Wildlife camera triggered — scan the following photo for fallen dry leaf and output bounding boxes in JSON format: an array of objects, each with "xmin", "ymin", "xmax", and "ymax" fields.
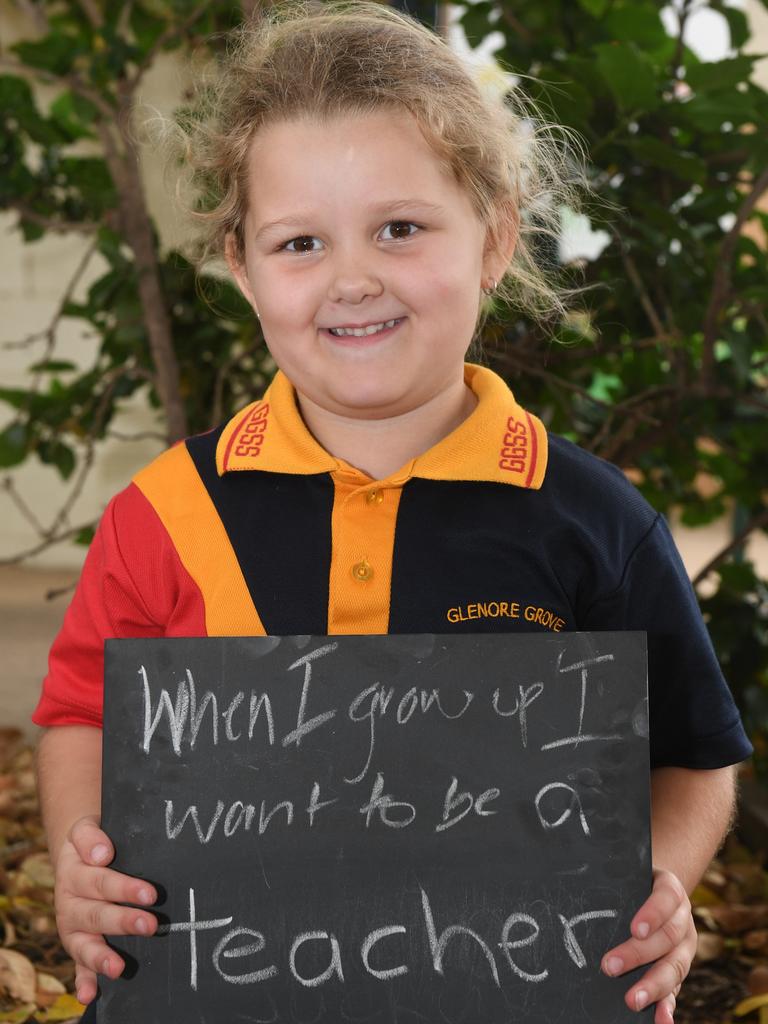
[
  {"xmin": 694, "ymin": 930, "xmax": 725, "ymax": 963},
  {"xmin": 35, "ymin": 992, "xmax": 85, "ymax": 1022},
  {"xmin": 709, "ymin": 903, "xmax": 768, "ymax": 935},
  {"xmin": 0, "ymin": 1001, "xmax": 37, "ymax": 1023},
  {"xmin": 19, "ymin": 855, "xmax": 54, "ymax": 892},
  {"xmin": 744, "ymin": 929, "xmax": 768, "ymax": 953},
  {"xmin": 750, "ymin": 964, "xmax": 768, "ymax": 996},
  {"xmin": 0, "ymin": 947, "xmax": 36, "ymax": 1003}
]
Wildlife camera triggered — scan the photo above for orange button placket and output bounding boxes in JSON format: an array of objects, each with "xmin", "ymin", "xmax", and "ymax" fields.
[{"xmin": 327, "ymin": 468, "xmax": 405, "ymax": 635}]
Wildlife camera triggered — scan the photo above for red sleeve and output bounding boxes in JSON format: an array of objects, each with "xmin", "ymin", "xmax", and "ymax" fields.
[{"xmin": 32, "ymin": 482, "xmax": 207, "ymax": 728}]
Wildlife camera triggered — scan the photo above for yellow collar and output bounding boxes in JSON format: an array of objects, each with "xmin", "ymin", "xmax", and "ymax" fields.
[{"xmin": 216, "ymin": 363, "xmax": 547, "ymax": 489}]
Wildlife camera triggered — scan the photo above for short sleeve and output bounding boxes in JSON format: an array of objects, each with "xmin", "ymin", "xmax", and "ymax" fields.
[
  {"xmin": 32, "ymin": 483, "xmax": 206, "ymax": 729},
  {"xmin": 581, "ymin": 515, "xmax": 752, "ymax": 770}
]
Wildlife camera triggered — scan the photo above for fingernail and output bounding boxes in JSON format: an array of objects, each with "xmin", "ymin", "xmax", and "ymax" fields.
[
  {"xmin": 91, "ymin": 843, "xmax": 109, "ymax": 863},
  {"xmin": 604, "ymin": 956, "xmax": 624, "ymax": 976},
  {"xmin": 135, "ymin": 916, "xmax": 148, "ymax": 934},
  {"xmin": 636, "ymin": 990, "xmax": 648, "ymax": 1011},
  {"xmin": 102, "ymin": 958, "xmax": 111, "ymax": 975},
  {"xmin": 636, "ymin": 922, "xmax": 650, "ymax": 939},
  {"xmin": 138, "ymin": 887, "xmax": 154, "ymax": 906}
]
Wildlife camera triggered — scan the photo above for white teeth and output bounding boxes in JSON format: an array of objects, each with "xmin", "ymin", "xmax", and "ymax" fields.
[{"xmin": 329, "ymin": 318, "xmax": 399, "ymax": 337}]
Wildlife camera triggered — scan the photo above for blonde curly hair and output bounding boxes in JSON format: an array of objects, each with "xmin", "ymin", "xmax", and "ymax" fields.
[{"xmin": 173, "ymin": 0, "xmax": 586, "ymax": 329}]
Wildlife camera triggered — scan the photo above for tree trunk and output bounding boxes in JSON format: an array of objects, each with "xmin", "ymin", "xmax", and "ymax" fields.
[{"xmin": 98, "ymin": 119, "xmax": 188, "ymax": 444}]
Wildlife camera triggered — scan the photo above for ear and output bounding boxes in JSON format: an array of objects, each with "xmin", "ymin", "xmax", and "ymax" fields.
[
  {"xmin": 483, "ymin": 202, "xmax": 519, "ymax": 285},
  {"xmin": 225, "ymin": 231, "xmax": 260, "ymax": 316}
]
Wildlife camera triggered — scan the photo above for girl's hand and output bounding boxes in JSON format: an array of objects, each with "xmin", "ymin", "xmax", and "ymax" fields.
[
  {"xmin": 53, "ymin": 815, "xmax": 158, "ymax": 1005},
  {"xmin": 601, "ymin": 868, "xmax": 696, "ymax": 1023}
]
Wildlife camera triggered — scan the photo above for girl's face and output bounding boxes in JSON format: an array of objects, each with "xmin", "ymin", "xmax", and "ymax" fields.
[{"xmin": 228, "ymin": 109, "xmax": 509, "ymax": 423}]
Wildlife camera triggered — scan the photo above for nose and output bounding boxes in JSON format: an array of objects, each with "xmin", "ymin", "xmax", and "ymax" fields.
[{"xmin": 326, "ymin": 245, "xmax": 384, "ymax": 305}]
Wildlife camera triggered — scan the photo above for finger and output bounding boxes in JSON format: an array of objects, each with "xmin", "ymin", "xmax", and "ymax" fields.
[
  {"xmin": 74, "ymin": 963, "xmax": 98, "ymax": 1006},
  {"xmin": 624, "ymin": 950, "xmax": 688, "ymax": 1014},
  {"xmin": 69, "ymin": 816, "xmax": 115, "ymax": 867},
  {"xmin": 65, "ymin": 861, "xmax": 156, "ymax": 908},
  {"xmin": 630, "ymin": 870, "xmax": 688, "ymax": 941},
  {"xmin": 603, "ymin": 903, "xmax": 694, "ymax": 975},
  {"xmin": 654, "ymin": 993, "xmax": 676, "ymax": 1024},
  {"xmin": 68, "ymin": 931, "xmax": 126, "ymax": 981},
  {"xmin": 62, "ymin": 896, "xmax": 158, "ymax": 940}
]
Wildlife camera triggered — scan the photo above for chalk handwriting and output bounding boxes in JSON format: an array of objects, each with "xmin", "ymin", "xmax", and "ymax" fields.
[
  {"xmin": 435, "ymin": 776, "xmax": 500, "ymax": 832},
  {"xmin": 491, "ymin": 683, "xmax": 543, "ymax": 748},
  {"xmin": 156, "ymin": 887, "xmax": 233, "ymax": 991},
  {"xmin": 498, "ymin": 914, "xmax": 548, "ymax": 983},
  {"xmin": 535, "ymin": 783, "xmax": 591, "ymax": 836},
  {"xmin": 360, "ymin": 927, "xmax": 408, "ymax": 981},
  {"xmin": 345, "ymin": 684, "xmax": 475, "ymax": 784},
  {"xmin": 558, "ymin": 911, "xmax": 619, "ymax": 969},
  {"xmin": 541, "ymin": 654, "xmax": 621, "ymax": 751},
  {"xmin": 158, "ymin": 887, "xmax": 619, "ymax": 992},
  {"xmin": 359, "ymin": 772, "xmax": 417, "ymax": 829},
  {"xmin": 282, "ymin": 644, "xmax": 338, "ymax": 749}
]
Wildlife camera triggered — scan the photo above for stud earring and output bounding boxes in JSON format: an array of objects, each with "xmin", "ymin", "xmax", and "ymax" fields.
[{"xmin": 482, "ymin": 278, "xmax": 497, "ymax": 296}]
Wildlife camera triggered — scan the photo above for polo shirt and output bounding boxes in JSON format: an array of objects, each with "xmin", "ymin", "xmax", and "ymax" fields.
[{"xmin": 33, "ymin": 364, "xmax": 752, "ymax": 770}]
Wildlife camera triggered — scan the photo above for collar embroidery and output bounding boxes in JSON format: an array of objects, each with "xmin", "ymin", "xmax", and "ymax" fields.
[{"xmin": 216, "ymin": 364, "xmax": 548, "ymax": 489}]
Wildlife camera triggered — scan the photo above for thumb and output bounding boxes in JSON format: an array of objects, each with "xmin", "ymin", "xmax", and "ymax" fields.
[{"xmin": 68, "ymin": 815, "xmax": 114, "ymax": 866}]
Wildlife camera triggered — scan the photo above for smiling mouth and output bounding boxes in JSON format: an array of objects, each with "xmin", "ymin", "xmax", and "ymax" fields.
[{"xmin": 326, "ymin": 317, "xmax": 405, "ymax": 338}]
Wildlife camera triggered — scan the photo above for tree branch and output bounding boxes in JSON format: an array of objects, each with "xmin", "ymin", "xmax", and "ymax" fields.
[
  {"xmin": 7, "ymin": 199, "xmax": 102, "ymax": 235},
  {"xmin": 13, "ymin": 0, "xmax": 49, "ymax": 34},
  {"xmin": 2, "ymin": 476, "xmax": 46, "ymax": 535},
  {"xmin": 126, "ymin": 1, "xmax": 212, "ymax": 89},
  {"xmin": 671, "ymin": 0, "xmax": 695, "ymax": 79},
  {"xmin": 692, "ymin": 507, "xmax": 768, "ymax": 588},
  {"xmin": 613, "ymin": 231, "xmax": 668, "ymax": 338},
  {"xmin": 210, "ymin": 340, "xmax": 264, "ymax": 427},
  {"xmin": 701, "ymin": 165, "xmax": 768, "ymax": 386},
  {"xmin": 497, "ymin": 8, "xmax": 533, "ymax": 44},
  {"xmin": 491, "ymin": 347, "xmax": 664, "ymax": 428},
  {"xmin": 75, "ymin": 0, "xmax": 104, "ymax": 29},
  {"xmin": 0, "ymin": 521, "xmax": 97, "ymax": 566}
]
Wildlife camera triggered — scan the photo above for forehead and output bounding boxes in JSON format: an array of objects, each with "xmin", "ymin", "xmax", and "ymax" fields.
[{"xmin": 244, "ymin": 109, "xmax": 474, "ymax": 220}]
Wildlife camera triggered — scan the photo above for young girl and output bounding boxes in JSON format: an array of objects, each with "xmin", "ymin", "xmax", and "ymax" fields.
[{"xmin": 33, "ymin": 3, "xmax": 751, "ymax": 1022}]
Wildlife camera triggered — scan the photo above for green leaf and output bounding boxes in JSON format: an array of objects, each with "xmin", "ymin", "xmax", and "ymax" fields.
[
  {"xmin": 720, "ymin": 6, "xmax": 750, "ymax": 49},
  {"xmin": 49, "ymin": 91, "xmax": 99, "ymax": 141},
  {"xmin": 577, "ymin": 0, "xmax": 609, "ymax": 15},
  {"xmin": 603, "ymin": 5, "xmax": 669, "ymax": 52},
  {"xmin": 0, "ymin": 387, "xmax": 32, "ymax": 411},
  {"xmin": 686, "ymin": 56, "xmax": 760, "ymax": 94},
  {"xmin": 28, "ymin": 360, "xmax": 78, "ymax": 373},
  {"xmin": 458, "ymin": 1, "xmax": 494, "ymax": 48},
  {"xmin": 681, "ymin": 91, "xmax": 757, "ymax": 131},
  {"xmin": 594, "ymin": 42, "xmax": 659, "ymax": 111},
  {"xmin": 628, "ymin": 137, "xmax": 706, "ymax": 184},
  {"xmin": 37, "ymin": 439, "xmax": 76, "ymax": 479},
  {"xmin": 11, "ymin": 34, "xmax": 80, "ymax": 76},
  {"xmin": 75, "ymin": 525, "xmax": 96, "ymax": 546},
  {"xmin": 129, "ymin": 5, "xmax": 168, "ymax": 50},
  {"xmin": 0, "ymin": 423, "xmax": 28, "ymax": 467},
  {"xmin": 588, "ymin": 371, "xmax": 622, "ymax": 402}
]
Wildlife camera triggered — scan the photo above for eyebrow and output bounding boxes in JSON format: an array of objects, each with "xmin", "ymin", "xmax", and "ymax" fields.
[{"xmin": 252, "ymin": 199, "xmax": 446, "ymax": 242}]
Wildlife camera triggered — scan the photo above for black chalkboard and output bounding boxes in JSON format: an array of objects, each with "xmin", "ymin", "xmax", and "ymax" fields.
[{"xmin": 99, "ymin": 633, "xmax": 652, "ymax": 1024}]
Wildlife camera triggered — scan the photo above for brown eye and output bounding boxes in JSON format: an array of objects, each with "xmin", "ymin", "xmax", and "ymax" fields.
[
  {"xmin": 282, "ymin": 235, "xmax": 321, "ymax": 253},
  {"xmin": 381, "ymin": 221, "xmax": 419, "ymax": 241}
]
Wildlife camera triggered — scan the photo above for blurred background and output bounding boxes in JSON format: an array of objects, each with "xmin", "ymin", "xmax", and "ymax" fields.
[{"xmin": 0, "ymin": 1, "xmax": 767, "ymax": 1020}]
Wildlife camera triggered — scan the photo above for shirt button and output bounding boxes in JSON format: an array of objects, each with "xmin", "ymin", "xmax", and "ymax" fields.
[
  {"xmin": 352, "ymin": 560, "xmax": 374, "ymax": 582},
  {"xmin": 366, "ymin": 489, "xmax": 384, "ymax": 505}
]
